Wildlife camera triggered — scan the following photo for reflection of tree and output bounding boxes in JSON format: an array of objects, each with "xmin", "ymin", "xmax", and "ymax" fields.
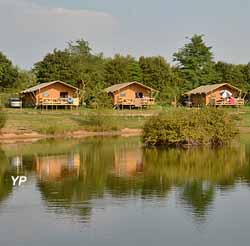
[
  {"xmin": 180, "ymin": 181, "xmax": 215, "ymax": 221},
  {"xmin": 0, "ymin": 149, "xmax": 12, "ymax": 203},
  {"xmin": 142, "ymin": 145, "xmax": 249, "ymax": 221},
  {"xmin": 143, "ymin": 146, "xmax": 248, "ymax": 185},
  {"xmin": 2, "ymin": 137, "xmax": 250, "ymax": 224},
  {"xmin": 107, "ymin": 175, "xmax": 171, "ymax": 199},
  {"xmin": 36, "ymin": 138, "xmax": 117, "ymax": 221}
]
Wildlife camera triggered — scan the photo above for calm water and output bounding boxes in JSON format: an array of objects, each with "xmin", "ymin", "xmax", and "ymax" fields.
[{"xmin": 1, "ymin": 136, "xmax": 250, "ymax": 245}]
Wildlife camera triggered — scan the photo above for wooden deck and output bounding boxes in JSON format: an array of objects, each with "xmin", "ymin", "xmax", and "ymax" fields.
[
  {"xmin": 37, "ymin": 98, "xmax": 79, "ymax": 108},
  {"xmin": 209, "ymin": 98, "xmax": 244, "ymax": 106},
  {"xmin": 116, "ymin": 97, "xmax": 155, "ymax": 108}
]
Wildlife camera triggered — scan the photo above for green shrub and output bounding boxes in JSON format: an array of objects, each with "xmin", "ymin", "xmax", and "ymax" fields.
[
  {"xmin": 0, "ymin": 109, "xmax": 6, "ymax": 130},
  {"xmin": 143, "ymin": 108, "xmax": 238, "ymax": 147}
]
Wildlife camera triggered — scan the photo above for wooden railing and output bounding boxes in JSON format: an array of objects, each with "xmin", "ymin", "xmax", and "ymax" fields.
[
  {"xmin": 38, "ymin": 98, "xmax": 79, "ymax": 106},
  {"xmin": 209, "ymin": 98, "xmax": 244, "ymax": 106},
  {"xmin": 117, "ymin": 97, "xmax": 155, "ymax": 107}
]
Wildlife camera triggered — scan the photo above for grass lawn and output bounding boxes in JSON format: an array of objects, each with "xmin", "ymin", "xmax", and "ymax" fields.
[
  {"xmin": 1, "ymin": 105, "xmax": 250, "ymax": 135},
  {"xmin": 2, "ymin": 107, "xmax": 161, "ymax": 134}
]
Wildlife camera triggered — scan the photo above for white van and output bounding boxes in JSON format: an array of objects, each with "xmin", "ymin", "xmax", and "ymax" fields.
[{"xmin": 9, "ymin": 98, "xmax": 22, "ymax": 108}]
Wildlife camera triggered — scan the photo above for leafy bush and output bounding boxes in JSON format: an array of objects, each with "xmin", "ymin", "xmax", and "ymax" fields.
[
  {"xmin": 0, "ymin": 108, "xmax": 6, "ymax": 130},
  {"xmin": 143, "ymin": 108, "xmax": 238, "ymax": 147}
]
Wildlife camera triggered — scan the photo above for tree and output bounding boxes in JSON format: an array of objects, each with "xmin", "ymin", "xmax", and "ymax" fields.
[
  {"xmin": 33, "ymin": 40, "xmax": 106, "ymax": 105},
  {"xmin": 66, "ymin": 39, "xmax": 92, "ymax": 57},
  {"xmin": 0, "ymin": 52, "xmax": 18, "ymax": 88},
  {"xmin": 33, "ymin": 49, "xmax": 77, "ymax": 85},
  {"xmin": 15, "ymin": 69, "xmax": 37, "ymax": 90},
  {"xmin": 139, "ymin": 56, "xmax": 174, "ymax": 103},
  {"xmin": 173, "ymin": 34, "xmax": 216, "ymax": 90},
  {"xmin": 214, "ymin": 61, "xmax": 250, "ymax": 90},
  {"xmin": 104, "ymin": 54, "xmax": 142, "ymax": 86}
]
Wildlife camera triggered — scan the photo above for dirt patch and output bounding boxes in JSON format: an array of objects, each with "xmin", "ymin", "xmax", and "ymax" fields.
[
  {"xmin": 238, "ymin": 127, "xmax": 250, "ymax": 134},
  {"xmin": 0, "ymin": 128, "xmax": 142, "ymax": 144}
]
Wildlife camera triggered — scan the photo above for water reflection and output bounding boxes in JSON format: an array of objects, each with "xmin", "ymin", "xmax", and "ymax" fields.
[
  {"xmin": 0, "ymin": 150, "xmax": 13, "ymax": 203},
  {"xmin": 36, "ymin": 153, "xmax": 80, "ymax": 181},
  {"xmin": 0, "ymin": 137, "xmax": 250, "ymax": 223}
]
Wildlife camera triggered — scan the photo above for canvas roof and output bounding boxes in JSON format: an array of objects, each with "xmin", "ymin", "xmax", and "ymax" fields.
[
  {"xmin": 184, "ymin": 83, "xmax": 241, "ymax": 95},
  {"xmin": 21, "ymin": 80, "xmax": 79, "ymax": 93},
  {"xmin": 104, "ymin": 81, "xmax": 156, "ymax": 93}
]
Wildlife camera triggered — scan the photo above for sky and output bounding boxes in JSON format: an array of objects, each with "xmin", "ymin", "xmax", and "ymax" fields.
[{"xmin": 0, "ymin": 0, "xmax": 250, "ymax": 69}]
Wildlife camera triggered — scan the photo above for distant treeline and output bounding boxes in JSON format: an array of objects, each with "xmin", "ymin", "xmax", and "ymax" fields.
[{"xmin": 1, "ymin": 34, "xmax": 250, "ymax": 106}]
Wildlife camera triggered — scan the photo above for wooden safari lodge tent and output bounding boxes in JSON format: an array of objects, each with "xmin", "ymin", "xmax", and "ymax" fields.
[
  {"xmin": 20, "ymin": 80, "xmax": 80, "ymax": 109},
  {"xmin": 104, "ymin": 81, "xmax": 156, "ymax": 108},
  {"xmin": 184, "ymin": 83, "xmax": 244, "ymax": 107}
]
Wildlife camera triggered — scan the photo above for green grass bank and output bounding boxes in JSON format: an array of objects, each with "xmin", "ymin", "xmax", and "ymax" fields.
[{"xmin": 0, "ymin": 106, "xmax": 249, "ymax": 139}]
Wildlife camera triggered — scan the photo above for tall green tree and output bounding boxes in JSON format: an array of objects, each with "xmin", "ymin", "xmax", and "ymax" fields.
[
  {"xmin": 139, "ymin": 56, "xmax": 174, "ymax": 102},
  {"xmin": 33, "ymin": 39, "xmax": 106, "ymax": 105},
  {"xmin": 104, "ymin": 54, "xmax": 142, "ymax": 86},
  {"xmin": 33, "ymin": 49, "xmax": 78, "ymax": 85},
  {"xmin": 15, "ymin": 69, "xmax": 37, "ymax": 90},
  {"xmin": 66, "ymin": 39, "xmax": 92, "ymax": 57},
  {"xmin": 173, "ymin": 34, "xmax": 216, "ymax": 90},
  {"xmin": 0, "ymin": 52, "xmax": 18, "ymax": 88},
  {"xmin": 214, "ymin": 61, "xmax": 249, "ymax": 90}
]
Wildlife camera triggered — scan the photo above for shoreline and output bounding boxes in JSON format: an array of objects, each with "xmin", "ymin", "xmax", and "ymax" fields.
[
  {"xmin": 1, "ymin": 127, "xmax": 249, "ymax": 144},
  {"xmin": 0, "ymin": 128, "xmax": 142, "ymax": 144}
]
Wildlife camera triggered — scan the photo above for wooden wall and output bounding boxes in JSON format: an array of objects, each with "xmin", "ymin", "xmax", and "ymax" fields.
[
  {"xmin": 112, "ymin": 84, "xmax": 152, "ymax": 105},
  {"xmin": 205, "ymin": 85, "xmax": 240, "ymax": 105},
  {"xmin": 36, "ymin": 83, "xmax": 78, "ymax": 102},
  {"xmin": 190, "ymin": 85, "xmax": 241, "ymax": 106},
  {"xmin": 22, "ymin": 82, "xmax": 78, "ymax": 107}
]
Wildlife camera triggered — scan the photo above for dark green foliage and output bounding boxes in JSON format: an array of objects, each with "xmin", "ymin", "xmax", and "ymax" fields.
[
  {"xmin": 173, "ymin": 34, "xmax": 216, "ymax": 90},
  {"xmin": 3, "ymin": 35, "xmax": 250, "ymax": 107},
  {"xmin": 139, "ymin": 56, "xmax": 172, "ymax": 89},
  {"xmin": 143, "ymin": 108, "xmax": 238, "ymax": 146},
  {"xmin": 33, "ymin": 40, "xmax": 106, "ymax": 105},
  {"xmin": 0, "ymin": 109, "xmax": 6, "ymax": 130},
  {"xmin": 0, "ymin": 52, "xmax": 18, "ymax": 88},
  {"xmin": 66, "ymin": 39, "xmax": 92, "ymax": 56},
  {"xmin": 214, "ymin": 61, "xmax": 250, "ymax": 90},
  {"xmin": 33, "ymin": 49, "xmax": 79, "ymax": 85},
  {"xmin": 15, "ymin": 69, "xmax": 37, "ymax": 89},
  {"xmin": 139, "ymin": 56, "xmax": 178, "ymax": 103},
  {"xmin": 104, "ymin": 54, "xmax": 142, "ymax": 86}
]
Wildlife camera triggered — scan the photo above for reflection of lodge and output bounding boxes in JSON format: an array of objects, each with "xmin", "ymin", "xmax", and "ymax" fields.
[
  {"xmin": 114, "ymin": 149, "xmax": 143, "ymax": 177},
  {"xmin": 10, "ymin": 156, "xmax": 23, "ymax": 173},
  {"xmin": 2, "ymin": 138, "xmax": 250, "ymax": 225},
  {"xmin": 36, "ymin": 153, "xmax": 80, "ymax": 181}
]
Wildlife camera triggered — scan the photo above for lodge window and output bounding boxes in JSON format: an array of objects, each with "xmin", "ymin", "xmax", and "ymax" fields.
[
  {"xmin": 43, "ymin": 91, "xmax": 49, "ymax": 97},
  {"xmin": 120, "ymin": 92, "xmax": 126, "ymax": 97},
  {"xmin": 60, "ymin": 92, "xmax": 69, "ymax": 98},
  {"xmin": 135, "ymin": 92, "xmax": 143, "ymax": 98}
]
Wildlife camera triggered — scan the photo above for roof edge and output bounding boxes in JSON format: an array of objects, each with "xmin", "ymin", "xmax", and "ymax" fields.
[
  {"xmin": 184, "ymin": 83, "xmax": 241, "ymax": 95},
  {"xmin": 21, "ymin": 80, "xmax": 79, "ymax": 93},
  {"xmin": 105, "ymin": 81, "xmax": 157, "ymax": 93}
]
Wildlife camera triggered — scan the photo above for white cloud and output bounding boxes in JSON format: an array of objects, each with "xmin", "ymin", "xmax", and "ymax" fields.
[{"xmin": 0, "ymin": 0, "xmax": 118, "ymax": 68}]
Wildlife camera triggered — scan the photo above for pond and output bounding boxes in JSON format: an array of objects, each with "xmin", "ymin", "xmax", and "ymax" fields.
[{"xmin": 0, "ymin": 136, "xmax": 250, "ymax": 245}]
